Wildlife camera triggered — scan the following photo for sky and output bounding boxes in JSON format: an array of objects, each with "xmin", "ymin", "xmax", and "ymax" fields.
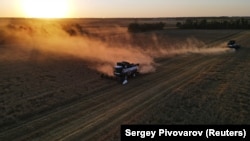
[{"xmin": 0, "ymin": 0, "xmax": 249, "ymax": 18}]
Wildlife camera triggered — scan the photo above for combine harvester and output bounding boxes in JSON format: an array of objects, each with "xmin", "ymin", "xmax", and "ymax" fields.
[
  {"xmin": 113, "ymin": 61, "xmax": 139, "ymax": 85},
  {"xmin": 227, "ymin": 40, "xmax": 241, "ymax": 50}
]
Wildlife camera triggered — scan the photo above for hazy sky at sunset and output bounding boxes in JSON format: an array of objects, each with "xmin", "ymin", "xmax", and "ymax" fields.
[{"xmin": 0, "ymin": 0, "xmax": 249, "ymax": 18}]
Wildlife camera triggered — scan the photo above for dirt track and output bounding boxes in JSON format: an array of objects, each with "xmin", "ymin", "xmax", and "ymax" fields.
[{"xmin": 0, "ymin": 30, "xmax": 250, "ymax": 141}]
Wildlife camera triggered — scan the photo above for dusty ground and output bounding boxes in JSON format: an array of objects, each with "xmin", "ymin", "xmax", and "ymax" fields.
[{"xmin": 0, "ymin": 19, "xmax": 249, "ymax": 141}]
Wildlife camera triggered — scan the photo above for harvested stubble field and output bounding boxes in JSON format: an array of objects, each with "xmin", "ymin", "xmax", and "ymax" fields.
[{"xmin": 0, "ymin": 18, "xmax": 249, "ymax": 141}]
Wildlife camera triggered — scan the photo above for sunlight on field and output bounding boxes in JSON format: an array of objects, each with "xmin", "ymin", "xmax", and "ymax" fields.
[{"xmin": 1, "ymin": 18, "xmax": 250, "ymax": 141}]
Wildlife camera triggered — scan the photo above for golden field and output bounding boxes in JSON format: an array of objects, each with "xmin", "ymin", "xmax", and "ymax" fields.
[{"xmin": 0, "ymin": 18, "xmax": 249, "ymax": 141}]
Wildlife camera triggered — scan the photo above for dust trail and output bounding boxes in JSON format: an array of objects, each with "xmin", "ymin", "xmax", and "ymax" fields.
[
  {"xmin": 0, "ymin": 19, "xmax": 232, "ymax": 76},
  {"xmin": 143, "ymin": 37, "xmax": 232, "ymax": 58},
  {"xmin": 0, "ymin": 20, "xmax": 155, "ymax": 75}
]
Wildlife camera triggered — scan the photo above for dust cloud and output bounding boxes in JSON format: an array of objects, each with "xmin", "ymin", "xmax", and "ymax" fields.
[{"xmin": 0, "ymin": 19, "xmax": 232, "ymax": 76}]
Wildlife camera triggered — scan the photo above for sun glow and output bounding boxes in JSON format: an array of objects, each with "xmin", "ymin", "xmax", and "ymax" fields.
[{"xmin": 22, "ymin": 0, "xmax": 69, "ymax": 18}]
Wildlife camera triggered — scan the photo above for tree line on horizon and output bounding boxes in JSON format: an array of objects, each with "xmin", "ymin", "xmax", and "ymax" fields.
[
  {"xmin": 176, "ymin": 18, "xmax": 250, "ymax": 29},
  {"xmin": 128, "ymin": 22, "xmax": 165, "ymax": 33}
]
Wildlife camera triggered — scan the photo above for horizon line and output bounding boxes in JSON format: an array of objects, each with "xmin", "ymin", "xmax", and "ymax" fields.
[{"xmin": 0, "ymin": 16, "xmax": 250, "ymax": 19}]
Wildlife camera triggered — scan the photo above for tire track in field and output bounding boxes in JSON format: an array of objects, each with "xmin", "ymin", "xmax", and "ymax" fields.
[
  {"xmin": 58, "ymin": 55, "xmax": 224, "ymax": 141},
  {"xmin": 47, "ymin": 57, "xmax": 219, "ymax": 141},
  {"xmin": 0, "ymin": 53, "xmax": 211, "ymax": 141},
  {"xmin": 56, "ymin": 32, "xmax": 250, "ymax": 141},
  {"xmin": 208, "ymin": 34, "xmax": 250, "ymax": 123}
]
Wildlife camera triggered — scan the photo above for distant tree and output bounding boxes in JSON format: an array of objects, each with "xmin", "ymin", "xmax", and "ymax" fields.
[
  {"xmin": 199, "ymin": 19, "xmax": 207, "ymax": 29},
  {"xmin": 128, "ymin": 23, "xmax": 140, "ymax": 32},
  {"xmin": 128, "ymin": 22, "xmax": 165, "ymax": 33},
  {"xmin": 176, "ymin": 22, "xmax": 182, "ymax": 28},
  {"xmin": 177, "ymin": 17, "xmax": 250, "ymax": 29}
]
